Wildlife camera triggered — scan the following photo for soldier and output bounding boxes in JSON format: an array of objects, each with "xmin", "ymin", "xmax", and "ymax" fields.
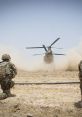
[
  {"xmin": 0, "ymin": 54, "xmax": 17, "ymax": 99},
  {"xmin": 78, "ymin": 60, "xmax": 82, "ymax": 102}
]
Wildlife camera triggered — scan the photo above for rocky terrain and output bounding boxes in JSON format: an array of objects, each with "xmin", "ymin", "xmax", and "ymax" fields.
[{"xmin": 0, "ymin": 70, "xmax": 82, "ymax": 117}]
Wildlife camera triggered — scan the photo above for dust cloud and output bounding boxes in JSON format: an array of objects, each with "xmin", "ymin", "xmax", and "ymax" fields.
[{"xmin": 0, "ymin": 42, "xmax": 82, "ymax": 71}]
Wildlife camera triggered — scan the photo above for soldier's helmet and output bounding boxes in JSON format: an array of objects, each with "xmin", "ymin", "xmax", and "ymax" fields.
[{"xmin": 2, "ymin": 54, "xmax": 11, "ymax": 61}]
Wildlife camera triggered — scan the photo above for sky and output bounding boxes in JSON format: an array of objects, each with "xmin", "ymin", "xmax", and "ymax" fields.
[{"xmin": 0, "ymin": 0, "xmax": 82, "ymax": 61}]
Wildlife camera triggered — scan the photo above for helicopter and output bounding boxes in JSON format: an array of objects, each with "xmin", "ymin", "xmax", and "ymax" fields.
[{"xmin": 26, "ymin": 38, "xmax": 65, "ymax": 64}]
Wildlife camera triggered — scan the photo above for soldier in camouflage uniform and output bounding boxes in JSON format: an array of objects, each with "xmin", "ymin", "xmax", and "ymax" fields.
[
  {"xmin": 0, "ymin": 54, "xmax": 17, "ymax": 99},
  {"xmin": 78, "ymin": 60, "xmax": 82, "ymax": 101}
]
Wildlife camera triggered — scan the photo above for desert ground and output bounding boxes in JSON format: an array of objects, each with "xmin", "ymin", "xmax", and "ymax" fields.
[{"xmin": 0, "ymin": 70, "xmax": 82, "ymax": 117}]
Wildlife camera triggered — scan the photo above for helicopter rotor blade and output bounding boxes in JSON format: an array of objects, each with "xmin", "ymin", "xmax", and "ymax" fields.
[
  {"xmin": 50, "ymin": 38, "xmax": 60, "ymax": 47},
  {"xmin": 51, "ymin": 47, "xmax": 63, "ymax": 49},
  {"xmin": 53, "ymin": 53, "xmax": 65, "ymax": 55},
  {"xmin": 26, "ymin": 47, "xmax": 43, "ymax": 49},
  {"xmin": 33, "ymin": 54, "xmax": 42, "ymax": 56},
  {"xmin": 42, "ymin": 45, "xmax": 48, "ymax": 52}
]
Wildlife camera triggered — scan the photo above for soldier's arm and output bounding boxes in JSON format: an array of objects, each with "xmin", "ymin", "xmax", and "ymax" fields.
[{"xmin": 10, "ymin": 63, "xmax": 17, "ymax": 75}]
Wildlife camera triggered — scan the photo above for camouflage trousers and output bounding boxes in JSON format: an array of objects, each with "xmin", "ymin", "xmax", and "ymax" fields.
[
  {"xmin": 1, "ymin": 77, "xmax": 14, "ymax": 91},
  {"xmin": 0, "ymin": 77, "xmax": 15, "ymax": 99}
]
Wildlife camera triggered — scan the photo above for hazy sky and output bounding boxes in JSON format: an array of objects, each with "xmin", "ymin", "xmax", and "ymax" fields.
[{"xmin": 0, "ymin": 0, "xmax": 82, "ymax": 57}]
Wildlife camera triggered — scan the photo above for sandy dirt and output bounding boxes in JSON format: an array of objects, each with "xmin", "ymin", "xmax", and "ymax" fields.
[{"xmin": 0, "ymin": 70, "xmax": 82, "ymax": 117}]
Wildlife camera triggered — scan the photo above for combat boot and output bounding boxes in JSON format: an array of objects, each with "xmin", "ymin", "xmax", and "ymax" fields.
[
  {"xmin": 3, "ymin": 90, "xmax": 16, "ymax": 97},
  {"xmin": 0, "ymin": 93, "xmax": 7, "ymax": 100}
]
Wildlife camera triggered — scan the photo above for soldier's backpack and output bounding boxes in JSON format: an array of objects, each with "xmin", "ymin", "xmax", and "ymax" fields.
[{"xmin": 0, "ymin": 62, "xmax": 11, "ymax": 81}]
